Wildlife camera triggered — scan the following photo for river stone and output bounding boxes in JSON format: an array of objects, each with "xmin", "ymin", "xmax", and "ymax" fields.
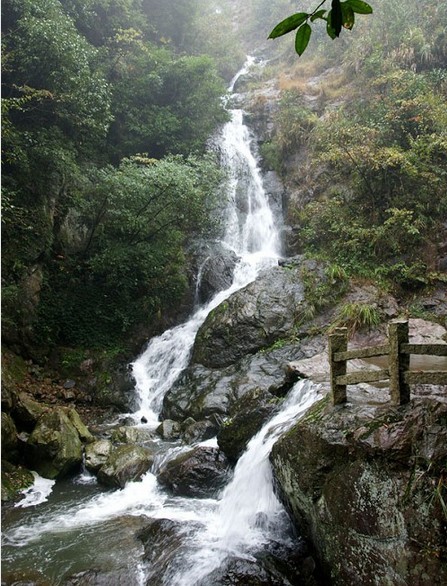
[
  {"xmin": 156, "ymin": 419, "xmax": 182, "ymax": 440},
  {"xmin": 157, "ymin": 446, "xmax": 230, "ymax": 498},
  {"xmin": 181, "ymin": 418, "xmax": 219, "ymax": 445},
  {"xmin": 196, "ymin": 556, "xmax": 294, "ymax": 586},
  {"xmin": 138, "ymin": 518, "xmax": 202, "ymax": 586},
  {"xmin": 26, "ymin": 407, "xmax": 83, "ymax": 479},
  {"xmin": 97, "ymin": 444, "xmax": 154, "ymax": 488},
  {"xmin": 110, "ymin": 425, "xmax": 156, "ymax": 445},
  {"xmin": 84, "ymin": 439, "xmax": 113, "ymax": 473},
  {"xmin": 270, "ymin": 396, "xmax": 447, "ymax": 585},
  {"xmin": 217, "ymin": 388, "xmax": 279, "ymax": 463}
]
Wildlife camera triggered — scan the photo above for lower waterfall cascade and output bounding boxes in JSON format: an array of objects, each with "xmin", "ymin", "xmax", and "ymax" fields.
[{"xmin": 2, "ymin": 58, "xmax": 321, "ymax": 586}]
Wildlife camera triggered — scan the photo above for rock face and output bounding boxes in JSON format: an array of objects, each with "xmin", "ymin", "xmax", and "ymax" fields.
[
  {"xmin": 192, "ymin": 265, "xmax": 306, "ymax": 368},
  {"xmin": 162, "ymin": 339, "xmax": 313, "ymax": 421},
  {"xmin": 270, "ymin": 396, "xmax": 447, "ymax": 586},
  {"xmin": 193, "ymin": 242, "xmax": 238, "ymax": 304},
  {"xmin": 217, "ymin": 388, "xmax": 279, "ymax": 463}
]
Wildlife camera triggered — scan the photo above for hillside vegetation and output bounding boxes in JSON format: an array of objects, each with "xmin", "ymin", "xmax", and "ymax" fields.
[
  {"xmin": 263, "ymin": 0, "xmax": 447, "ymax": 297},
  {"xmin": 2, "ymin": 0, "xmax": 246, "ymax": 357},
  {"xmin": 2, "ymin": 0, "xmax": 446, "ymax": 364}
]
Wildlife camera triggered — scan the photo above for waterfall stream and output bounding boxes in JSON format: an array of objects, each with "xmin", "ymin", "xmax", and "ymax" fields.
[{"xmin": 2, "ymin": 58, "xmax": 320, "ymax": 586}]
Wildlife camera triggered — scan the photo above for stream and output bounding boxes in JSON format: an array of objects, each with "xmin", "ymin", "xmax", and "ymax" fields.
[{"xmin": 2, "ymin": 58, "xmax": 321, "ymax": 586}]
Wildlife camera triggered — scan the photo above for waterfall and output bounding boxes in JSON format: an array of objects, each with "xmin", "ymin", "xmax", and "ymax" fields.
[
  {"xmin": 2, "ymin": 58, "xmax": 317, "ymax": 586},
  {"xmin": 131, "ymin": 56, "xmax": 280, "ymax": 424}
]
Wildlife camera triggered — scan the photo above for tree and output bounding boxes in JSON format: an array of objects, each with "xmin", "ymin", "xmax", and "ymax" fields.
[
  {"xmin": 34, "ymin": 155, "xmax": 224, "ymax": 347},
  {"xmin": 269, "ymin": 0, "xmax": 373, "ymax": 55}
]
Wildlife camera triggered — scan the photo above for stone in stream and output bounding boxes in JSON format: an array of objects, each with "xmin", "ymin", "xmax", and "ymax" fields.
[
  {"xmin": 25, "ymin": 407, "xmax": 84, "ymax": 479},
  {"xmin": 138, "ymin": 518, "xmax": 202, "ymax": 586},
  {"xmin": 84, "ymin": 439, "xmax": 113, "ymax": 473},
  {"xmin": 196, "ymin": 556, "xmax": 295, "ymax": 586},
  {"xmin": 97, "ymin": 443, "xmax": 154, "ymax": 488},
  {"xmin": 156, "ymin": 446, "xmax": 230, "ymax": 498},
  {"xmin": 181, "ymin": 417, "xmax": 220, "ymax": 445},
  {"xmin": 156, "ymin": 418, "xmax": 182, "ymax": 440}
]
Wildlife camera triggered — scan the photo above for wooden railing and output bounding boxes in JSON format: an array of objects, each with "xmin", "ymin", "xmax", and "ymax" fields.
[{"xmin": 329, "ymin": 320, "xmax": 447, "ymax": 406}]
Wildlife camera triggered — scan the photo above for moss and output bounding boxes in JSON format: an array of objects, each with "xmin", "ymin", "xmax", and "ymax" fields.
[{"xmin": 1, "ymin": 461, "xmax": 34, "ymax": 502}]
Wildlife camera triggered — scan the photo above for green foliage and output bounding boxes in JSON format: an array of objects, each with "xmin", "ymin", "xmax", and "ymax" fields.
[
  {"xmin": 332, "ymin": 302, "xmax": 382, "ymax": 334},
  {"xmin": 275, "ymin": 91, "xmax": 319, "ymax": 155},
  {"xmin": 293, "ymin": 44, "xmax": 447, "ymax": 290},
  {"xmin": 2, "ymin": 0, "xmax": 231, "ymax": 354},
  {"xmin": 33, "ymin": 155, "xmax": 223, "ymax": 348},
  {"xmin": 269, "ymin": 0, "xmax": 373, "ymax": 55}
]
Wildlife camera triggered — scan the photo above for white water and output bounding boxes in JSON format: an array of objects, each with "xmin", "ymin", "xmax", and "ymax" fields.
[
  {"xmin": 2, "ymin": 58, "xmax": 317, "ymax": 585},
  {"xmin": 131, "ymin": 56, "xmax": 280, "ymax": 425},
  {"xmin": 14, "ymin": 473, "xmax": 55, "ymax": 509}
]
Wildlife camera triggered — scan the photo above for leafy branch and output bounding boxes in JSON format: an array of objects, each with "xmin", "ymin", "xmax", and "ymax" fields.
[{"xmin": 268, "ymin": 0, "xmax": 373, "ymax": 56}]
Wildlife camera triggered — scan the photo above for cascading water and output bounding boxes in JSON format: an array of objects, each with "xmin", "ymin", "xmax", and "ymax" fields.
[
  {"xmin": 2, "ymin": 58, "xmax": 320, "ymax": 586},
  {"xmin": 131, "ymin": 57, "xmax": 280, "ymax": 425}
]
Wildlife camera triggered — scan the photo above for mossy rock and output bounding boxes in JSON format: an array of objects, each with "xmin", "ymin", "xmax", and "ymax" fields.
[
  {"xmin": 217, "ymin": 388, "xmax": 279, "ymax": 463},
  {"xmin": 97, "ymin": 444, "xmax": 154, "ymax": 488},
  {"xmin": 1, "ymin": 460, "xmax": 34, "ymax": 502},
  {"xmin": 26, "ymin": 407, "xmax": 83, "ymax": 479},
  {"xmin": 1, "ymin": 412, "xmax": 19, "ymax": 463}
]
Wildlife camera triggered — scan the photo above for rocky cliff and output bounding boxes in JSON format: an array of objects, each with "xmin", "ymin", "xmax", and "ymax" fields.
[{"xmin": 270, "ymin": 318, "xmax": 447, "ymax": 585}]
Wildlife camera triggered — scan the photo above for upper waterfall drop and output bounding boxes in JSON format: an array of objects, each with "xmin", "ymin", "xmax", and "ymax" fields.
[{"xmin": 131, "ymin": 56, "xmax": 282, "ymax": 423}]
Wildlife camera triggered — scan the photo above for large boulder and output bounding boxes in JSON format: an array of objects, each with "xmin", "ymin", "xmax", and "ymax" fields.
[
  {"xmin": 13, "ymin": 392, "xmax": 47, "ymax": 431},
  {"xmin": 270, "ymin": 396, "xmax": 447, "ymax": 585},
  {"xmin": 25, "ymin": 407, "xmax": 84, "ymax": 479},
  {"xmin": 162, "ymin": 336, "xmax": 320, "ymax": 421},
  {"xmin": 97, "ymin": 444, "xmax": 154, "ymax": 488},
  {"xmin": 156, "ymin": 446, "xmax": 230, "ymax": 498},
  {"xmin": 192, "ymin": 265, "xmax": 306, "ymax": 368}
]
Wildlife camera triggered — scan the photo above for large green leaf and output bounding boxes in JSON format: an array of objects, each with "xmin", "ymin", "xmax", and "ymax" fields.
[
  {"xmin": 295, "ymin": 23, "xmax": 312, "ymax": 56},
  {"xmin": 341, "ymin": 3, "xmax": 355, "ymax": 30},
  {"xmin": 331, "ymin": 0, "xmax": 343, "ymax": 37},
  {"xmin": 268, "ymin": 12, "xmax": 309, "ymax": 39},
  {"xmin": 345, "ymin": 0, "xmax": 373, "ymax": 14}
]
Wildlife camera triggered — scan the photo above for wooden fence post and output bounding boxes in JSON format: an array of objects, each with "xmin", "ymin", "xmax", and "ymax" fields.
[
  {"xmin": 329, "ymin": 327, "xmax": 348, "ymax": 405},
  {"xmin": 389, "ymin": 320, "xmax": 410, "ymax": 405}
]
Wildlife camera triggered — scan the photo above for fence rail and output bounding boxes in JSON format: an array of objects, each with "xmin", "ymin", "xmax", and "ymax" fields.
[{"xmin": 329, "ymin": 320, "xmax": 447, "ymax": 406}]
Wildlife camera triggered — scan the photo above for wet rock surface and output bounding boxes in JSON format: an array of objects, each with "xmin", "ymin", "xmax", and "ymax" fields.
[
  {"xmin": 25, "ymin": 407, "xmax": 84, "ymax": 479},
  {"xmin": 156, "ymin": 446, "xmax": 230, "ymax": 498},
  {"xmin": 162, "ymin": 338, "xmax": 319, "ymax": 422},
  {"xmin": 271, "ymin": 395, "xmax": 447, "ymax": 586},
  {"xmin": 138, "ymin": 518, "xmax": 202, "ymax": 586},
  {"xmin": 192, "ymin": 242, "xmax": 238, "ymax": 304},
  {"xmin": 192, "ymin": 265, "xmax": 306, "ymax": 368},
  {"xmin": 97, "ymin": 443, "xmax": 154, "ymax": 488},
  {"xmin": 217, "ymin": 388, "xmax": 279, "ymax": 463}
]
